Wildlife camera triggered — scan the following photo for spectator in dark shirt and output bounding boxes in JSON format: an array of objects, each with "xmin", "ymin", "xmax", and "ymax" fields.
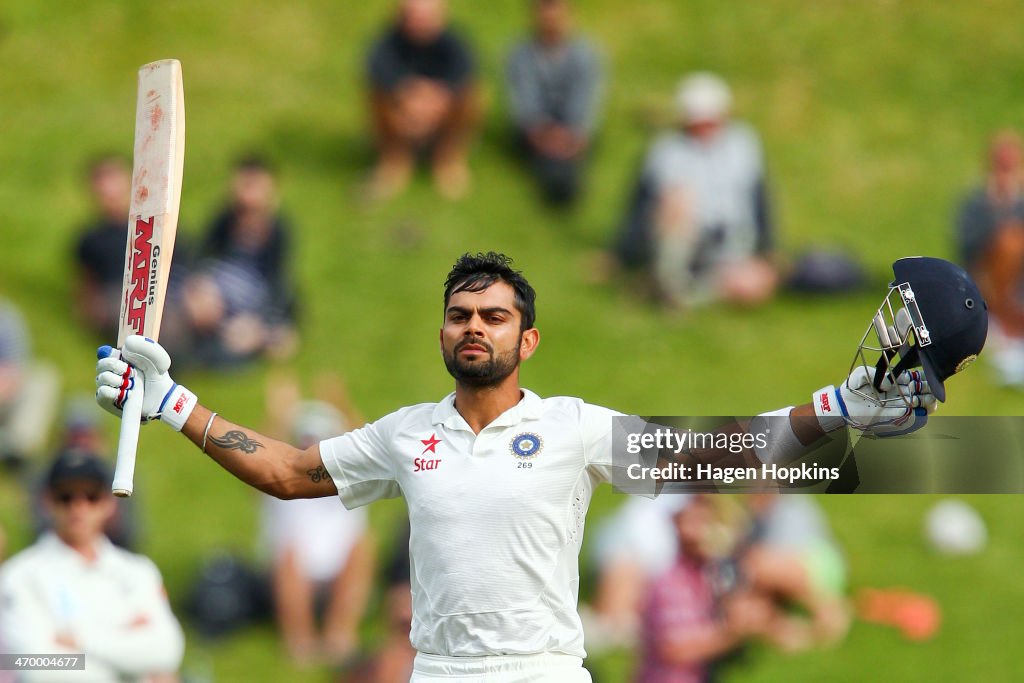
[
  {"xmin": 506, "ymin": 0, "xmax": 603, "ymax": 206},
  {"xmin": 366, "ymin": 0, "xmax": 481, "ymax": 200},
  {"xmin": 72, "ymin": 155, "xmax": 192, "ymax": 344},
  {"xmin": 184, "ymin": 156, "xmax": 298, "ymax": 368},
  {"xmin": 73, "ymin": 155, "xmax": 133, "ymax": 335},
  {"xmin": 956, "ymin": 130, "xmax": 1024, "ymax": 385}
]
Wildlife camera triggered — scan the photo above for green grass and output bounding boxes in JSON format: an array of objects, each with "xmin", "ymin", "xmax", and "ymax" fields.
[{"xmin": 2, "ymin": 1, "xmax": 1024, "ymax": 680}]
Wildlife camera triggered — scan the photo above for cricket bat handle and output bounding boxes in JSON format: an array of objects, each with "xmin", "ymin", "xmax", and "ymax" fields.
[{"xmin": 112, "ymin": 382, "xmax": 144, "ymax": 497}]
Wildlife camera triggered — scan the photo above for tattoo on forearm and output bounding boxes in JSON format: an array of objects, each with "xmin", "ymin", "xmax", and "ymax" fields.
[
  {"xmin": 207, "ymin": 430, "xmax": 264, "ymax": 454},
  {"xmin": 307, "ymin": 465, "xmax": 329, "ymax": 483}
]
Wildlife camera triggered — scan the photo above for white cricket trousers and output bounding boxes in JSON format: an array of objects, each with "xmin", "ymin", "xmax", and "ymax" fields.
[{"xmin": 410, "ymin": 652, "xmax": 592, "ymax": 682}]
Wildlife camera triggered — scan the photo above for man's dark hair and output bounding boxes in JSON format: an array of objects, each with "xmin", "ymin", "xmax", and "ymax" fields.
[
  {"xmin": 443, "ymin": 252, "xmax": 537, "ymax": 331},
  {"xmin": 84, "ymin": 153, "xmax": 129, "ymax": 181},
  {"xmin": 234, "ymin": 153, "xmax": 276, "ymax": 176}
]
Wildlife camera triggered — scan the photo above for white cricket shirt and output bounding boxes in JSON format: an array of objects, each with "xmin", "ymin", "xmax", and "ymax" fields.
[
  {"xmin": 0, "ymin": 533, "xmax": 184, "ymax": 682},
  {"xmin": 320, "ymin": 389, "xmax": 634, "ymax": 658}
]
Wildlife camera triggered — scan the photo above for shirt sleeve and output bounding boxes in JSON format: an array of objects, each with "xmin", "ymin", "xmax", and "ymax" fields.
[
  {"xmin": 438, "ymin": 29, "xmax": 475, "ymax": 91},
  {"xmin": 80, "ymin": 557, "xmax": 185, "ymax": 676},
  {"xmin": 0, "ymin": 303, "xmax": 29, "ymax": 364},
  {"xmin": 562, "ymin": 40, "xmax": 604, "ymax": 135},
  {"xmin": 367, "ymin": 30, "xmax": 406, "ymax": 91},
  {"xmin": 957, "ymin": 190, "xmax": 995, "ymax": 269},
  {"xmin": 580, "ymin": 403, "xmax": 659, "ymax": 496},
  {"xmin": 644, "ymin": 133, "xmax": 685, "ymax": 192},
  {"xmin": 319, "ymin": 410, "xmax": 404, "ymax": 509},
  {"xmin": 0, "ymin": 563, "xmax": 69, "ymax": 682},
  {"xmin": 506, "ymin": 42, "xmax": 546, "ymax": 130}
]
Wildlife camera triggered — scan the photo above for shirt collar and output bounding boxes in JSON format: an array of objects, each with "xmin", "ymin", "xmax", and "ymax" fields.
[
  {"xmin": 40, "ymin": 531, "xmax": 116, "ymax": 567},
  {"xmin": 431, "ymin": 388, "xmax": 544, "ymax": 431}
]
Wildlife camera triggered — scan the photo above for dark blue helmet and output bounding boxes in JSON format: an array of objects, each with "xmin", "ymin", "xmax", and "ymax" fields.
[{"xmin": 856, "ymin": 257, "xmax": 988, "ymax": 404}]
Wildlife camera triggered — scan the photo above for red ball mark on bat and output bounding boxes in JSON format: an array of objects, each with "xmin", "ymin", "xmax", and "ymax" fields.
[
  {"xmin": 150, "ymin": 104, "xmax": 163, "ymax": 129},
  {"xmin": 136, "ymin": 186, "xmax": 150, "ymax": 203}
]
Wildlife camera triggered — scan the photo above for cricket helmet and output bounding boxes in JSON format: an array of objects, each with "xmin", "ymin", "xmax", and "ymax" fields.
[{"xmin": 851, "ymin": 256, "xmax": 988, "ymax": 405}]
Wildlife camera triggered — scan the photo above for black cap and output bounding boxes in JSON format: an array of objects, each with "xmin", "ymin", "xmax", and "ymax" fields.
[
  {"xmin": 45, "ymin": 450, "xmax": 112, "ymax": 490},
  {"xmin": 891, "ymin": 257, "xmax": 988, "ymax": 402}
]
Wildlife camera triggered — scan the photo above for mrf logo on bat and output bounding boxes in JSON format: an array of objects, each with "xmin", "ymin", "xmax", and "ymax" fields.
[{"xmin": 123, "ymin": 216, "xmax": 162, "ymax": 334}]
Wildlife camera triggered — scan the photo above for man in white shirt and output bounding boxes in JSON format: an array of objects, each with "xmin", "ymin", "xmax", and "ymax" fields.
[
  {"xmin": 0, "ymin": 451, "xmax": 184, "ymax": 682},
  {"xmin": 94, "ymin": 252, "xmax": 960, "ymax": 682}
]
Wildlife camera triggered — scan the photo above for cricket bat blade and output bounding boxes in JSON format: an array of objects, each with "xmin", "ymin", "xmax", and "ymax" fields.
[{"xmin": 112, "ymin": 59, "xmax": 185, "ymax": 497}]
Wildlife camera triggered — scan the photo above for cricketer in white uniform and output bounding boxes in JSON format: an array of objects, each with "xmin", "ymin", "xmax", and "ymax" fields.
[
  {"xmin": 94, "ymin": 252, "xmax": 935, "ymax": 682},
  {"xmin": 0, "ymin": 451, "xmax": 184, "ymax": 683}
]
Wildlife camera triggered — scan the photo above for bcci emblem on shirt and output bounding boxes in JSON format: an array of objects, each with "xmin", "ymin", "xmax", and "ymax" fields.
[{"xmin": 509, "ymin": 432, "xmax": 544, "ymax": 460}]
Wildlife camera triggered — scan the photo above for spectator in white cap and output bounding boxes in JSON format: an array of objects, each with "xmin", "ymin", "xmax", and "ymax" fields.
[
  {"xmin": 611, "ymin": 71, "xmax": 778, "ymax": 309},
  {"xmin": 260, "ymin": 378, "xmax": 376, "ymax": 666}
]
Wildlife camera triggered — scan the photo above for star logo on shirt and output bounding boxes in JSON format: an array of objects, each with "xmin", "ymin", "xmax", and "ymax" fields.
[{"xmin": 421, "ymin": 433, "xmax": 442, "ymax": 454}]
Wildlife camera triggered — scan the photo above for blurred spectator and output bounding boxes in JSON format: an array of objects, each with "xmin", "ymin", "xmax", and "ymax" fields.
[
  {"xmin": 262, "ymin": 373, "xmax": 374, "ymax": 666},
  {"xmin": 584, "ymin": 496, "xmax": 688, "ymax": 650},
  {"xmin": 636, "ymin": 495, "xmax": 770, "ymax": 683},
  {"xmin": 366, "ymin": 0, "xmax": 481, "ymax": 200},
  {"xmin": 181, "ymin": 156, "xmax": 298, "ymax": 368},
  {"xmin": 344, "ymin": 524, "xmax": 414, "ymax": 683},
  {"xmin": 32, "ymin": 399, "xmax": 139, "ymax": 551},
  {"xmin": 956, "ymin": 130, "xmax": 1024, "ymax": 385},
  {"xmin": 0, "ymin": 451, "xmax": 184, "ymax": 682},
  {"xmin": 72, "ymin": 155, "xmax": 192, "ymax": 342},
  {"xmin": 506, "ymin": 0, "xmax": 603, "ymax": 206},
  {"xmin": 72, "ymin": 155, "xmax": 132, "ymax": 335},
  {"xmin": 733, "ymin": 494, "xmax": 850, "ymax": 652},
  {"xmin": 0, "ymin": 295, "xmax": 60, "ymax": 469},
  {"xmin": 611, "ymin": 72, "xmax": 777, "ymax": 309}
]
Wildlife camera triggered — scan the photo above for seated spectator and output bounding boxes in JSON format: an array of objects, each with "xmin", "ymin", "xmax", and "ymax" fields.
[
  {"xmin": 366, "ymin": 0, "xmax": 481, "ymax": 200},
  {"xmin": 261, "ymin": 374, "xmax": 374, "ymax": 666},
  {"xmin": 612, "ymin": 73, "xmax": 778, "ymax": 309},
  {"xmin": 72, "ymin": 155, "xmax": 132, "ymax": 335},
  {"xmin": 72, "ymin": 155, "xmax": 192, "ymax": 342},
  {"xmin": 636, "ymin": 495, "xmax": 771, "ymax": 683},
  {"xmin": 506, "ymin": 0, "xmax": 603, "ymax": 206},
  {"xmin": 734, "ymin": 493, "xmax": 850, "ymax": 651},
  {"xmin": 584, "ymin": 496, "xmax": 689, "ymax": 650},
  {"xmin": 343, "ymin": 524, "xmax": 414, "ymax": 683},
  {"xmin": 0, "ymin": 451, "xmax": 184, "ymax": 681},
  {"xmin": 956, "ymin": 130, "xmax": 1024, "ymax": 385},
  {"xmin": 181, "ymin": 156, "xmax": 298, "ymax": 368},
  {"xmin": 0, "ymin": 295, "xmax": 60, "ymax": 469}
]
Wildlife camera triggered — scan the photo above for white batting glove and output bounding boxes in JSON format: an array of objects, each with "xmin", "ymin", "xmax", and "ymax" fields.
[
  {"xmin": 814, "ymin": 366, "xmax": 937, "ymax": 437},
  {"xmin": 95, "ymin": 335, "xmax": 197, "ymax": 431}
]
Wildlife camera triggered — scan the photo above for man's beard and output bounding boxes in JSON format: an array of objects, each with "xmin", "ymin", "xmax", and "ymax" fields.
[{"xmin": 443, "ymin": 337, "xmax": 521, "ymax": 388}]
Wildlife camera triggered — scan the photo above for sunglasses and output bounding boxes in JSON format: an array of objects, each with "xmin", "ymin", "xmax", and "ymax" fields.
[{"xmin": 53, "ymin": 490, "xmax": 105, "ymax": 505}]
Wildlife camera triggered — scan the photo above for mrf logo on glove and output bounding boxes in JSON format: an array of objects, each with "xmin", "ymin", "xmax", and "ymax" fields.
[{"xmin": 95, "ymin": 336, "xmax": 197, "ymax": 432}]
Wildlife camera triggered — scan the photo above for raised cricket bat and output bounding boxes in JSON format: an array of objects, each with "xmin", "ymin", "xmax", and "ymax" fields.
[{"xmin": 112, "ymin": 60, "xmax": 185, "ymax": 497}]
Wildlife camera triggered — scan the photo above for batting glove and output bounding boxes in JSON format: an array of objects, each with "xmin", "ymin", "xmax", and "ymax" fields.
[
  {"xmin": 814, "ymin": 366, "xmax": 936, "ymax": 437},
  {"xmin": 95, "ymin": 335, "xmax": 197, "ymax": 431}
]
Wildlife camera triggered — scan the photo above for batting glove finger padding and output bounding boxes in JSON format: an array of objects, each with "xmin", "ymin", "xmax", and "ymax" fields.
[
  {"xmin": 814, "ymin": 366, "xmax": 936, "ymax": 437},
  {"xmin": 94, "ymin": 336, "xmax": 197, "ymax": 431}
]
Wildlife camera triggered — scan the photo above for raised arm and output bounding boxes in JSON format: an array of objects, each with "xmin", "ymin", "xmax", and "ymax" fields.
[
  {"xmin": 95, "ymin": 335, "xmax": 336, "ymax": 500},
  {"xmin": 181, "ymin": 405, "xmax": 335, "ymax": 499},
  {"xmin": 631, "ymin": 369, "xmax": 936, "ymax": 491}
]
